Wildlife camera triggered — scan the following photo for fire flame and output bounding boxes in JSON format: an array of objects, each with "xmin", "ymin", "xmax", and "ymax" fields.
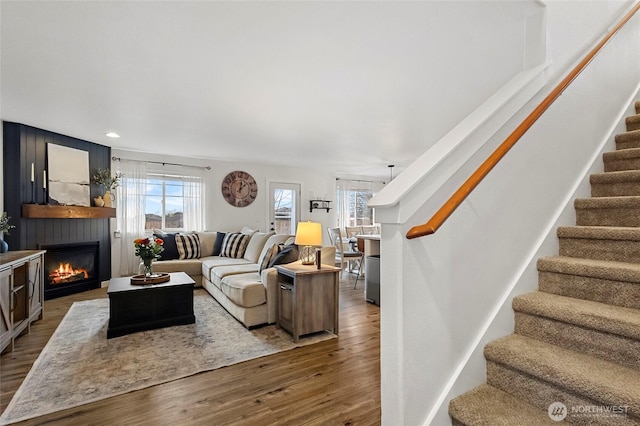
[{"xmin": 49, "ymin": 262, "xmax": 89, "ymax": 284}]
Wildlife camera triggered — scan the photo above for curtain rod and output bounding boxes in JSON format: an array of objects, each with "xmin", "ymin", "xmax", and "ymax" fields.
[
  {"xmin": 112, "ymin": 156, "xmax": 211, "ymax": 170},
  {"xmin": 336, "ymin": 178, "xmax": 386, "ymax": 184}
]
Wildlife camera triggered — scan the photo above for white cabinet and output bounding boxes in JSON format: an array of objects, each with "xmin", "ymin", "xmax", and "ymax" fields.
[{"xmin": 0, "ymin": 250, "xmax": 45, "ymax": 353}]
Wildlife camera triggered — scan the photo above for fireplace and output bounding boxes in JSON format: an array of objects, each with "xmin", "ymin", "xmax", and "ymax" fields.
[{"xmin": 41, "ymin": 242, "xmax": 100, "ymax": 300}]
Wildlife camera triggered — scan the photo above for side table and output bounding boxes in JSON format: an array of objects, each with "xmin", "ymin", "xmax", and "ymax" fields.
[{"xmin": 275, "ymin": 264, "xmax": 340, "ymax": 342}]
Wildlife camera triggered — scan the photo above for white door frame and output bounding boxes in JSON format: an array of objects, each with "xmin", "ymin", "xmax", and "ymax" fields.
[{"xmin": 266, "ymin": 180, "xmax": 302, "ymax": 235}]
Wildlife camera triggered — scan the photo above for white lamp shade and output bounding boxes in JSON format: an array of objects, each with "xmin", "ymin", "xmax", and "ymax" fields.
[{"xmin": 294, "ymin": 221, "xmax": 322, "ymax": 246}]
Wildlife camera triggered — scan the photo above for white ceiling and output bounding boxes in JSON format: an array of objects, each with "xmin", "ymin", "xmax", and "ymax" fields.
[{"xmin": 1, "ymin": 1, "xmax": 518, "ymax": 180}]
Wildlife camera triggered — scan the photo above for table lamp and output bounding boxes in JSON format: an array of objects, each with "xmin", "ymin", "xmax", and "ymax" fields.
[{"xmin": 295, "ymin": 221, "xmax": 322, "ymax": 266}]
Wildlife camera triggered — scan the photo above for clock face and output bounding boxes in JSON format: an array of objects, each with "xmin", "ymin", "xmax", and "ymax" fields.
[{"xmin": 221, "ymin": 171, "xmax": 258, "ymax": 207}]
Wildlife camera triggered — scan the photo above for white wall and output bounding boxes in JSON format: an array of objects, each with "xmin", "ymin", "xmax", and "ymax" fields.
[
  {"xmin": 372, "ymin": 1, "xmax": 640, "ymax": 425},
  {"xmin": 109, "ymin": 148, "xmax": 337, "ymax": 277}
]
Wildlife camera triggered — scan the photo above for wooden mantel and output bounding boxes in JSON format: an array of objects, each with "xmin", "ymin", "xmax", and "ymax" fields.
[{"xmin": 22, "ymin": 204, "xmax": 116, "ymax": 219}]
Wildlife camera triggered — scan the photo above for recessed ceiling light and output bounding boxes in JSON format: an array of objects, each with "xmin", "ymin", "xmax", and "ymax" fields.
[{"xmin": 105, "ymin": 132, "xmax": 120, "ymax": 138}]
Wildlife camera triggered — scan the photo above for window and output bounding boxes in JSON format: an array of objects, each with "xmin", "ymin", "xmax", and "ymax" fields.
[
  {"xmin": 336, "ymin": 179, "xmax": 383, "ymax": 227},
  {"xmin": 143, "ymin": 174, "xmax": 203, "ymax": 231},
  {"xmin": 115, "ymin": 159, "xmax": 206, "ymax": 276}
]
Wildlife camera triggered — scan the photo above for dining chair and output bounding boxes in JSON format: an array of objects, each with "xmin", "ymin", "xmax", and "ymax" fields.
[
  {"xmin": 328, "ymin": 227, "xmax": 363, "ymax": 285},
  {"xmin": 344, "ymin": 225, "xmax": 363, "ymax": 254},
  {"xmin": 361, "ymin": 225, "xmax": 380, "ymax": 235},
  {"xmin": 344, "ymin": 226, "xmax": 363, "ymax": 239}
]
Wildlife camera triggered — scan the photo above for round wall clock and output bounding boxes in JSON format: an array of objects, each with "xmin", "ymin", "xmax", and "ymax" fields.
[{"xmin": 221, "ymin": 170, "xmax": 258, "ymax": 207}]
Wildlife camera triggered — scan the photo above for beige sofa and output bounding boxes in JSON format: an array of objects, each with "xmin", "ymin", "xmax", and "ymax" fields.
[
  {"xmin": 203, "ymin": 243, "xmax": 335, "ymax": 328},
  {"xmin": 153, "ymin": 229, "xmax": 279, "ymax": 285},
  {"xmin": 151, "ymin": 228, "xmax": 334, "ymax": 328}
]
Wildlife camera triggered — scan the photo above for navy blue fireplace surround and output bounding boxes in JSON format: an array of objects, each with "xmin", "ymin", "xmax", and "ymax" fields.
[{"xmin": 3, "ymin": 122, "xmax": 112, "ymax": 298}]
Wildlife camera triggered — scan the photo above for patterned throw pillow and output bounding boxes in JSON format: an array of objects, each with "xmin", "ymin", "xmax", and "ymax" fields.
[
  {"xmin": 258, "ymin": 243, "xmax": 279, "ymax": 273},
  {"xmin": 268, "ymin": 243, "xmax": 299, "ymax": 268},
  {"xmin": 220, "ymin": 233, "xmax": 250, "ymax": 258},
  {"xmin": 176, "ymin": 233, "xmax": 201, "ymax": 260}
]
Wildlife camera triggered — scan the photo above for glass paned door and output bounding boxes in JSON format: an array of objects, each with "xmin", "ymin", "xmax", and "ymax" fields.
[{"xmin": 269, "ymin": 182, "xmax": 300, "ymax": 235}]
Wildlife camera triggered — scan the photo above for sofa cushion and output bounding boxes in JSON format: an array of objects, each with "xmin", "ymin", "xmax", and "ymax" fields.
[
  {"xmin": 176, "ymin": 233, "xmax": 201, "ymax": 259},
  {"xmin": 220, "ymin": 273, "xmax": 265, "ymax": 308},
  {"xmin": 211, "ymin": 264, "xmax": 260, "ymax": 287},
  {"xmin": 201, "ymin": 256, "xmax": 253, "ymax": 281},
  {"xmin": 220, "ymin": 233, "xmax": 250, "ymax": 258},
  {"xmin": 151, "ymin": 258, "xmax": 203, "ymax": 277},
  {"xmin": 153, "ymin": 230, "xmax": 180, "ymax": 260},
  {"xmin": 196, "ymin": 231, "xmax": 218, "ymax": 257},
  {"xmin": 243, "ymin": 231, "xmax": 274, "ymax": 263},
  {"xmin": 212, "ymin": 232, "xmax": 226, "ymax": 256},
  {"xmin": 240, "ymin": 226, "xmax": 258, "ymax": 236}
]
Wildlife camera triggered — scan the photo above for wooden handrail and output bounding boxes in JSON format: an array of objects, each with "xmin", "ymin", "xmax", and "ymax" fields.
[{"xmin": 407, "ymin": 2, "xmax": 640, "ymax": 240}]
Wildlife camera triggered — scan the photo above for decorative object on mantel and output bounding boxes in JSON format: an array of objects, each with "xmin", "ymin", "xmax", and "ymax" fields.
[
  {"xmin": 30, "ymin": 162, "xmax": 36, "ymax": 204},
  {"xmin": 0, "ymin": 212, "xmax": 15, "ymax": 253},
  {"xmin": 42, "ymin": 169, "xmax": 48, "ymax": 205},
  {"xmin": 92, "ymin": 168, "xmax": 123, "ymax": 208},
  {"xmin": 309, "ymin": 199, "xmax": 332, "ymax": 212},
  {"xmin": 47, "ymin": 143, "xmax": 90, "ymax": 206},
  {"xmin": 134, "ymin": 237, "xmax": 164, "ymax": 276},
  {"xmin": 93, "ymin": 195, "xmax": 105, "ymax": 207}
]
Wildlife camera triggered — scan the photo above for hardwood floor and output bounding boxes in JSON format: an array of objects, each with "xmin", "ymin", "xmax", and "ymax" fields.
[{"xmin": 0, "ymin": 277, "xmax": 380, "ymax": 425}]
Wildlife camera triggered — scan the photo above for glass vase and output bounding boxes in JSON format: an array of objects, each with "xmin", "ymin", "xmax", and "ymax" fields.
[{"xmin": 142, "ymin": 258, "xmax": 153, "ymax": 277}]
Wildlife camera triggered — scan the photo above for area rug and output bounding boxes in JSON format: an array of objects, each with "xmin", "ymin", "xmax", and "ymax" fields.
[{"xmin": 0, "ymin": 292, "xmax": 335, "ymax": 425}]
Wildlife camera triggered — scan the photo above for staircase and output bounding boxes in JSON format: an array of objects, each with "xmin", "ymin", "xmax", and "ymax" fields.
[{"xmin": 449, "ymin": 101, "xmax": 640, "ymax": 426}]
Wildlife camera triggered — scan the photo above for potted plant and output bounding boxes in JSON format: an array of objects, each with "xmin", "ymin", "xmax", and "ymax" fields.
[
  {"xmin": 0, "ymin": 212, "xmax": 15, "ymax": 253},
  {"xmin": 92, "ymin": 168, "xmax": 123, "ymax": 207}
]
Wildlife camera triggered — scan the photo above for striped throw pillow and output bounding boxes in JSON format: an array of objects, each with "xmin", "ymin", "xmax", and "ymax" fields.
[
  {"xmin": 220, "ymin": 233, "xmax": 250, "ymax": 258},
  {"xmin": 176, "ymin": 233, "xmax": 201, "ymax": 260},
  {"xmin": 258, "ymin": 243, "xmax": 279, "ymax": 273}
]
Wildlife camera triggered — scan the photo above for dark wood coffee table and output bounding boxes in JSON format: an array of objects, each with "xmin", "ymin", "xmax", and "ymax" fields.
[{"xmin": 107, "ymin": 271, "xmax": 195, "ymax": 338}]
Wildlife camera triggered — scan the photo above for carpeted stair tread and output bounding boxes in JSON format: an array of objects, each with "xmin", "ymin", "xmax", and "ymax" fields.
[
  {"xmin": 575, "ymin": 195, "xmax": 640, "ymax": 209},
  {"xmin": 538, "ymin": 256, "xmax": 640, "ymax": 283},
  {"xmin": 575, "ymin": 196, "xmax": 640, "ymax": 226},
  {"xmin": 604, "ymin": 147, "xmax": 640, "ymax": 172},
  {"xmin": 484, "ymin": 334, "xmax": 640, "ymax": 416},
  {"xmin": 590, "ymin": 170, "xmax": 640, "ymax": 196},
  {"xmin": 448, "ymin": 384, "xmax": 556, "ymax": 425},
  {"xmin": 615, "ymin": 129, "xmax": 640, "ymax": 150},
  {"xmin": 616, "ymin": 129, "xmax": 640, "ymax": 143},
  {"xmin": 627, "ymin": 114, "xmax": 640, "ymax": 131},
  {"xmin": 590, "ymin": 169, "xmax": 640, "ymax": 184},
  {"xmin": 538, "ymin": 256, "xmax": 640, "ymax": 309},
  {"xmin": 573, "ymin": 196, "xmax": 640, "ymax": 230},
  {"xmin": 604, "ymin": 147, "xmax": 640, "ymax": 161},
  {"xmin": 558, "ymin": 225, "xmax": 640, "ymax": 240},
  {"xmin": 557, "ymin": 225, "xmax": 640, "ymax": 263},
  {"xmin": 513, "ymin": 291, "xmax": 640, "ymax": 340}
]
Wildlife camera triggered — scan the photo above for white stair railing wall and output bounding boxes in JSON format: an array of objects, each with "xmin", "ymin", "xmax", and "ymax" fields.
[{"xmin": 369, "ymin": 1, "xmax": 640, "ymax": 425}]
